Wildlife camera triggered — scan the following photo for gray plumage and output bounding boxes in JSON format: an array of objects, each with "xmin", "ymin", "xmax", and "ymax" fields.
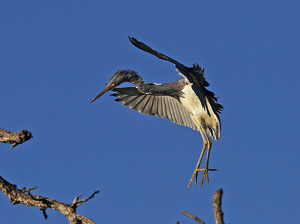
[
  {"xmin": 90, "ymin": 37, "xmax": 223, "ymax": 187},
  {"xmin": 111, "ymin": 85, "xmax": 199, "ymax": 131}
]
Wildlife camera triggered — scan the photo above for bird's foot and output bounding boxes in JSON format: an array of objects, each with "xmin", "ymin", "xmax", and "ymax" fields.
[
  {"xmin": 188, "ymin": 168, "xmax": 218, "ymax": 188},
  {"xmin": 200, "ymin": 169, "xmax": 209, "ymax": 187}
]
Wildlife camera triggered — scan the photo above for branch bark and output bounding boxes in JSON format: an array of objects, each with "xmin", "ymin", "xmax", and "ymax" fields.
[
  {"xmin": 1, "ymin": 126, "xmax": 226, "ymax": 223},
  {"xmin": 213, "ymin": 188, "xmax": 225, "ymax": 224},
  {"xmin": 181, "ymin": 211, "xmax": 205, "ymax": 224},
  {"xmin": 180, "ymin": 188, "xmax": 225, "ymax": 224},
  {"xmin": 0, "ymin": 175, "xmax": 99, "ymax": 224},
  {"xmin": 0, "ymin": 128, "xmax": 33, "ymax": 149}
]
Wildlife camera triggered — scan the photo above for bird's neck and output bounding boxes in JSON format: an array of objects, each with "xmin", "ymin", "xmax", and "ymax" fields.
[
  {"xmin": 125, "ymin": 71, "xmax": 156, "ymax": 94},
  {"xmin": 124, "ymin": 70, "xmax": 143, "ymax": 83},
  {"xmin": 125, "ymin": 71, "xmax": 146, "ymax": 90},
  {"xmin": 131, "ymin": 79, "xmax": 147, "ymax": 92}
]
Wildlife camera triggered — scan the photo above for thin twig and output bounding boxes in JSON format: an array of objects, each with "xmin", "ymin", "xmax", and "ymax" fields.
[
  {"xmin": 70, "ymin": 191, "xmax": 99, "ymax": 208},
  {"xmin": 39, "ymin": 207, "xmax": 48, "ymax": 219},
  {"xmin": 181, "ymin": 211, "xmax": 205, "ymax": 224},
  {"xmin": 22, "ymin": 186, "xmax": 37, "ymax": 193}
]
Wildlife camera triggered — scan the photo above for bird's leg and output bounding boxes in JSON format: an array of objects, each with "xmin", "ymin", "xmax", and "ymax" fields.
[
  {"xmin": 187, "ymin": 131, "xmax": 207, "ymax": 188},
  {"xmin": 195, "ymin": 139, "xmax": 208, "ymax": 185},
  {"xmin": 200, "ymin": 136, "xmax": 212, "ymax": 187}
]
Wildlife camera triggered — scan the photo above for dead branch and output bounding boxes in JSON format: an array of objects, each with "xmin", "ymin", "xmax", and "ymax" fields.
[
  {"xmin": 70, "ymin": 191, "xmax": 99, "ymax": 209},
  {"xmin": 1, "ymin": 126, "xmax": 226, "ymax": 224},
  {"xmin": 0, "ymin": 175, "xmax": 99, "ymax": 224},
  {"xmin": 0, "ymin": 128, "xmax": 33, "ymax": 149},
  {"xmin": 180, "ymin": 188, "xmax": 225, "ymax": 224},
  {"xmin": 181, "ymin": 211, "xmax": 205, "ymax": 224},
  {"xmin": 213, "ymin": 188, "xmax": 225, "ymax": 224}
]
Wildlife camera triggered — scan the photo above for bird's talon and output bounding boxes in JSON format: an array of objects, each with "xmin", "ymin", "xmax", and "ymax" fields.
[
  {"xmin": 188, "ymin": 167, "xmax": 217, "ymax": 188},
  {"xmin": 208, "ymin": 168, "xmax": 218, "ymax": 171}
]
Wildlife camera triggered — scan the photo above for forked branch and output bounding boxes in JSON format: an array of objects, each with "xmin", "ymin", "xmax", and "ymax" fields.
[
  {"xmin": 178, "ymin": 188, "xmax": 225, "ymax": 224},
  {"xmin": 0, "ymin": 176, "xmax": 98, "ymax": 224}
]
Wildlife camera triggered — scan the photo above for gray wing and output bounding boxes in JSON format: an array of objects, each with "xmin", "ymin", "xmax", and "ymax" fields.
[
  {"xmin": 129, "ymin": 36, "xmax": 183, "ymax": 67},
  {"xmin": 111, "ymin": 87, "xmax": 199, "ymax": 131},
  {"xmin": 128, "ymin": 36, "xmax": 223, "ymax": 117}
]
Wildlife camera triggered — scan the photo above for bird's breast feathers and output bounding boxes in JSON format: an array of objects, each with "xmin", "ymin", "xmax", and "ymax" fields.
[{"xmin": 180, "ymin": 83, "xmax": 219, "ymax": 130}]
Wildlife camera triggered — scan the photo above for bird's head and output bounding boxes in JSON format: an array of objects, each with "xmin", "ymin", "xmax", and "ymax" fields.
[{"xmin": 90, "ymin": 69, "xmax": 138, "ymax": 103}]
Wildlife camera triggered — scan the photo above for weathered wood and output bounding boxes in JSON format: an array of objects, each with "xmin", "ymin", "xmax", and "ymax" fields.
[
  {"xmin": 0, "ymin": 176, "xmax": 98, "ymax": 224},
  {"xmin": 0, "ymin": 128, "xmax": 33, "ymax": 149}
]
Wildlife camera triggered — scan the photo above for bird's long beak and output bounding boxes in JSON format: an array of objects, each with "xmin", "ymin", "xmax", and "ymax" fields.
[{"xmin": 90, "ymin": 83, "xmax": 115, "ymax": 103}]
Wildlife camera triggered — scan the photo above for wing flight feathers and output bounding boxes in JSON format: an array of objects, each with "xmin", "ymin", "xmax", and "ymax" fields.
[
  {"xmin": 128, "ymin": 36, "xmax": 223, "ymax": 120},
  {"xmin": 111, "ymin": 87, "xmax": 199, "ymax": 131}
]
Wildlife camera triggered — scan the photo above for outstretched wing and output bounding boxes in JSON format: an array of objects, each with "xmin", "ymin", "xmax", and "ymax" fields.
[
  {"xmin": 128, "ymin": 36, "xmax": 223, "ymax": 118},
  {"xmin": 111, "ymin": 87, "xmax": 199, "ymax": 131}
]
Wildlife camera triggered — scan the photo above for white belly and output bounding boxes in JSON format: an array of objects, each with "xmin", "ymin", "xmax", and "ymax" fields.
[{"xmin": 179, "ymin": 83, "xmax": 220, "ymax": 139}]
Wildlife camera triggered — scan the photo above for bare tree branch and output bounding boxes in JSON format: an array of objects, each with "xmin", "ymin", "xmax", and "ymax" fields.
[
  {"xmin": 179, "ymin": 189, "xmax": 226, "ymax": 223},
  {"xmin": 213, "ymin": 188, "xmax": 225, "ymax": 224},
  {"xmin": 1, "ymin": 126, "xmax": 227, "ymax": 224},
  {"xmin": 0, "ymin": 175, "xmax": 99, "ymax": 224},
  {"xmin": 181, "ymin": 211, "xmax": 205, "ymax": 224},
  {"xmin": 0, "ymin": 128, "xmax": 33, "ymax": 149},
  {"xmin": 70, "ymin": 191, "xmax": 99, "ymax": 209}
]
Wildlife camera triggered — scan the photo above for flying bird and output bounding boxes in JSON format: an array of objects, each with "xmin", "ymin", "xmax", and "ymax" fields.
[{"xmin": 90, "ymin": 37, "xmax": 223, "ymax": 187}]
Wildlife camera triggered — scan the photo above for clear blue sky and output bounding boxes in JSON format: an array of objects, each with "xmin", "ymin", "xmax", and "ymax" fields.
[{"xmin": 1, "ymin": 1, "xmax": 299, "ymax": 223}]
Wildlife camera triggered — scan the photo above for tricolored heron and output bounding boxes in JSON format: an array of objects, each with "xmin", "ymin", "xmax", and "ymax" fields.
[{"xmin": 90, "ymin": 37, "xmax": 223, "ymax": 187}]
